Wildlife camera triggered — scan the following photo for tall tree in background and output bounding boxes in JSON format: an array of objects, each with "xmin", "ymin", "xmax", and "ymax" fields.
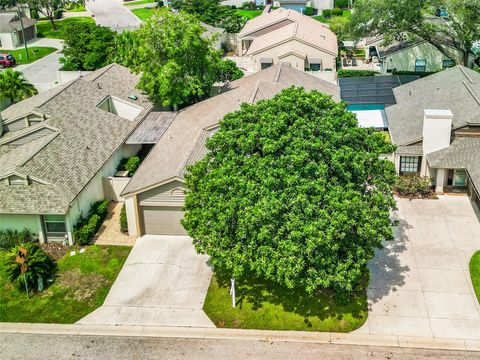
[
  {"xmin": 182, "ymin": 87, "xmax": 396, "ymax": 296},
  {"xmin": 350, "ymin": 0, "xmax": 480, "ymax": 66},
  {"xmin": 0, "ymin": 69, "xmax": 37, "ymax": 104},
  {"xmin": 122, "ymin": 9, "xmax": 223, "ymax": 110}
]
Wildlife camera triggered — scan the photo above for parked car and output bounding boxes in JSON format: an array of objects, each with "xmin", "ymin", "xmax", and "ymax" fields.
[{"xmin": 0, "ymin": 53, "xmax": 16, "ymax": 68}]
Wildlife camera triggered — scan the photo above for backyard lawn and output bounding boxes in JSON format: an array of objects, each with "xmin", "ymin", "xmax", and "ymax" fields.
[
  {"xmin": 470, "ymin": 251, "xmax": 480, "ymax": 304},
  {"xmin": 0, "ymin": 47, "xmax": 57, "ymax": 65},
  {"xmin": 236, "ymin": 9, "xmax": 263, "ymax": 20},
  {"xmin": 0, "ymin": 245, "xmax": 130, "ymax": 323},
  {"xmin": 36, "ymin": 17, "xmax": 96, "ymax": 39},
  {"xmin": 203, "ymin": 269, "xmax": 368, "ymax": 332},
  {"xmin": 314, "ymin": 9, "xmax": 351, "ymax": 24},
  {"xmin": 132, "ymin": 7, "xmax": 155, "ymax": 21},
  {"xmin": 124, "ymin": 0, "xmax": 155, "ymax": 6}
]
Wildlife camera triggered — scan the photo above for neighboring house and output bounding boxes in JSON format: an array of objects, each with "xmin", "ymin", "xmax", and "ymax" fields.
[
  {"xmin": 0, "ymin": 64, "xmax": 154, "ymax": 245},
  {"xmin": 237, "ymin": 7, "xmax": 338, "ymax": 82},
  {"xmin": 273, "ymin": 0, "xmax": 334, "ymax": 12},
  {"xmin": 0, "ymin": 12, "xmax": 36, "ymax": 49},
  {"xmin": 365, "ymin": 37, "xmax": 467, "ymax": 74},
  {"xmin": 201, "ymin": 22, "xmax": 227, "ymax": 51},
  {"xmin": 386, "ymin": 65, "xmax": 480, "ymax": 205},
  {"xmin": 121, "ymin": 63, "xmax": 340, "ymax": 237}
]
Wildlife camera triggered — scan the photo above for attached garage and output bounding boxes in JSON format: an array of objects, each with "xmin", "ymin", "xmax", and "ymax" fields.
[
  {"xmin": 140, "ymin": 206, "xmax": 187, "ymax": 235},
  {"xmin": 137, "ymin": 180, "xmax": 188, "ymax": 236}
]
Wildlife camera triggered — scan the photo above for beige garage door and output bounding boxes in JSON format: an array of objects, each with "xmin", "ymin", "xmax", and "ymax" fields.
[{"xmin": 141, "ymin": 206, "xmax": 187, "ymax": 235}]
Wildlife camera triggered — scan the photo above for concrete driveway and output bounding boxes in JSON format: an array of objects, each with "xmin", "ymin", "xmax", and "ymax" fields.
[
  {"xmin": 78, "ymin": 235, "xmax": 214, "ymax": 327},
  {"xmin": 357, "ymin": 195, "xmax": 480, "ymax": 339},
  {"xmin": 86, "ymin": 0, "xmax": 141, "ymax": 32}
]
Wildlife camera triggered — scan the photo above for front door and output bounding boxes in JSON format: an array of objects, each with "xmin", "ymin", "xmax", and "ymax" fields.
[{"xmin": 453, "ymin": 169, "xmax": 467, "ymax": 187}]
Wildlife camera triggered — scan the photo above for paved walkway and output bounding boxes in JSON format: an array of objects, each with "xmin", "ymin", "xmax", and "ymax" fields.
[
  {"xmin": 94, "ymin": 202, "xmax": 136, "ymax": 246},
  {"xmin": 78, "ymin": 235, "xmax": 214, "ymax": 327},
  {"xmin": 86, "ymin": 0, "xmax": 141, "ymax": 32},
  {"xmin": 357, "ymin": 195, "xmax": 480, "ymax": 339}
]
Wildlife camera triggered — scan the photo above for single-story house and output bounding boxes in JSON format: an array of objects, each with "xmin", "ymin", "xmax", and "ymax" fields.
[
  {"xmin": 274, "ymin": 0, "xmax": 334, "ymax": 12},
  {"xmin": 237, "ymin": 7, "xmax": 338, "ymax": 81},
  {"xmin": 386, "ymin": 65, "xmax": 480, "ymax": 204},
  {"xmin": 0, "ymin": 12, "xmax": 36, "ymax": 49},
  {"xmin": 0, "ymin": 64, "xmax": 154, "ymax": 244},
  {"xmin": 121, "ymin": 63, "xmax": 340, "ymax": 236},
  {"xmin": 365, "ymin": 36, "xmax": 470, "ymax": 74}
]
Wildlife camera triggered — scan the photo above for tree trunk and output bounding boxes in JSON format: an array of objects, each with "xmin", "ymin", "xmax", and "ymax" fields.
[{"xmin": 49, "ymin": 16, "xmax": 57, "ymax": 31}]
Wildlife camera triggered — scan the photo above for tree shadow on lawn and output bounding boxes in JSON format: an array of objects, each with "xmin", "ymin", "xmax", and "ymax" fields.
[{"xmin": 214, "ymin": 268, "xmax": 368, "ymax": 328}]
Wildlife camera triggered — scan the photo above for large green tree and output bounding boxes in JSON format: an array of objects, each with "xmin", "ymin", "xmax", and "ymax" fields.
[
  {"xmin": 350, "ymin": 0, "xmax": 480, "ymax": 66},
  {"xmin": 0, "ymin": 68, "xmax": 37, "ymax": 104},
  {"xmin": 123, "ymin": 9, "xmax": 223, "ymax": 109},
  {"xmin": 183, "ymin": 87, "xmax": 396, "ymax": 295},
  {"xmin": 60, "ymin": 22, "xmax": 115, "ymax": 71}
]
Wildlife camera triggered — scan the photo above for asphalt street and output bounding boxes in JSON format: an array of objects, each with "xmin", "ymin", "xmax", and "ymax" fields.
[{"xmin": 86, "ymin": 0, "xmax": 141, "ymax": 32}]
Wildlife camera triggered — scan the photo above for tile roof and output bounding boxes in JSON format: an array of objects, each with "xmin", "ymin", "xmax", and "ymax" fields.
[
  {"xmin": 123, "ymin": 63, "xmax": 340, "ymax": 196},
  {"xmin": 0, "ymin": 64, "xmax": 153, "ymax": 214},
  {"xmin": 386, "ymin": 66, "xmax": 480, "ymax": 145}
]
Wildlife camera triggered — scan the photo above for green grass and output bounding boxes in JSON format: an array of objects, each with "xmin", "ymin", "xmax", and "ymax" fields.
[
  {"xmin": 131, "ymin": 7, "xmax": 155, "ymax": 21},
  {"xmin": 0, "ymin": 245, "xmax": 131, "ymax": 323},
  {"xmin": 36, "ymin": 17, "xmax": 96, "ymax": 39},
  {"xmin": 0, "ymin": 47, "xmax": 57, "ymax": 65},
  {"xmin": 67, "ymin": 6, "xmax": 86, "ymax": 12},
  {"xmin": 203, "ymin": 269, "xmax": 368, "ymax": 332},
  {"xmin": 236, "ymin": 9, "xmax": 263, "ymax": 20},
  {"xmin": 313, "ymin": 10, "xmax": 351, "ymax": 24},
  {"xmin": 470, "ymin": 251, "xmax": 480, "ymax": 304},
  {"xmin": 124, "ymin": 0, "xmax": 155, "ymax": 6}
]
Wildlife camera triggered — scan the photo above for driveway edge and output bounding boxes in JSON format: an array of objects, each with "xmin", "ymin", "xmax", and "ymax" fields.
[{"xmin": 1, "ymin": 323, "xmax": 479, "ymax": 352}]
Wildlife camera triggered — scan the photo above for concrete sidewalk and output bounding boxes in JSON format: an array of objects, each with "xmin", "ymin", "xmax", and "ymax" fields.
[{"xmin": 1, "ymin": 322, "xmax": 479, "ymax": 352}]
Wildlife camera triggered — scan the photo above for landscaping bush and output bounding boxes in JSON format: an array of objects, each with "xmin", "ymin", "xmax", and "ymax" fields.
[
  {"xmin": 395, "ymin": 175, "xmax": 433, "ymax": 197},
  {"xmin": 120, "ymin": 204, "xmax": 128, "ymax": 233},
  {"xmin": 241, "ymin": 1, "xmax": 257, "ymax": 10},
  {"xmin": 337, "ymin": 69, "xmax": 379, "ymax": 77},
  {"xmin": 323, "ymin": 8, "xmax": 343, "ymax": 18},
  {"xmin": 304, "ymin": 6, "xmax": 314, "ymax": 16},
  {"xmin": 0, "ymin": 229, "xmax": 36, "ymax": 251},
  {"xmin": 73, "ymin": 200, "xmax": 110, "ymax": 245},
  {"xmin": 1, "ymin": 243, "xmax": 55, "ymax": 291},
  {"xmin": 125, "ymin": 156, "xmax": 141, "ymax": 175},
  {"xmin": 158, "ymin": 0, "xmax": 164, "ymax": 7},
  {"xmin": 391, "ymin": 70, "xmax": 437, "ymax": 78},
  {"xmin": 335, "ymin": 0, "xmax": 349, "ymax": 8}
]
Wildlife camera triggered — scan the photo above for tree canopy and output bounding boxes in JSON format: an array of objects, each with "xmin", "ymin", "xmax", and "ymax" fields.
[
  {"xmin": 60, "ymin": 22, "xmax": 115, "ymax": 71},
  {"xmin": 182, "ymin": 87, "xmax": 396, "ymax": 295},
  {"xmin": 0, "ymin": 69, "xmax": 37, "ymax": 104},
  {"xmin": 350, "ymin": 0, "xmax": 480, "ymax": 66}
]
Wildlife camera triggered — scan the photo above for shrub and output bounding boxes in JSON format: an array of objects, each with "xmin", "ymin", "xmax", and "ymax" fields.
[
  {"xmin": 391, "ymin": 70, "xmax": 437, "ymax": 78},
  {"xmin": 335, "ymin": 0, "xmax": 349, "ymax": 8},
  {"xmin": 242, "ymin": 1, "xmax": 257, "ymax": 10},
  {"xmin": 2, "ymin": 243, "xmax": 55, "ymax": 291},
  {"xmin": 0, "ymin": 229, "xmax": 36, "ymax": 251},
  {"xmin": 337, "ymin": 69, "xmax": 379, "ymax": 77},
  {"xmin": 395, "ymin": 175, "xmax": 432, "ymax": 197},
  {"xmin": 304, "ymin": 6, "xmax": 314, "ymax": 16},
  {"xmin": 125, "ymin": 156, "xmax": 141, "ymax": 175},
  {"xmin": 120, "ymin": 204, "xmax": 128, "ymax": 233},
  {"xmin": 158, "ymin": 0, "xmax": 164, "ymax": 7},
  {"xmin": 323, "ymin": 8, "xmax": 343, "ymax": 18},
  {"xmin": 73, "ymin": 200, "xmax": 109, "ymax": 245}
]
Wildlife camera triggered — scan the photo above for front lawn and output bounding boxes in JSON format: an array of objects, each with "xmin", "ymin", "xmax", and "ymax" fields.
[
  {"xmin": 236, "ymin": 9, "xmax": 263, "ymax": 20},
  {"xmin": 37, "ymin": 17, "xmax": 96, "ymax": 39},
  {"xmin": 124, "ymin": 0, "xmax": 155, "ymax": 6},
  {"xmin": 131, "ymin": 7, "xmax": 155, "ymax": 21},
  {"xmin": 0, "ymin": 47, "xmax": 57, "ymax": 65},
  {"xmin": 203, "ymin": 269, "xmax": 368, "ymax": 332},
  {"xmin": 0, "ymin": 245, "xmax": 130, "ymax": 323},
  {"xmin": 313, "ymin": 9, "xmax": 351, "ymax": 24},
  {"xmin": 470, "ymin": 251, "xmax": 480, "ymax": 304}
]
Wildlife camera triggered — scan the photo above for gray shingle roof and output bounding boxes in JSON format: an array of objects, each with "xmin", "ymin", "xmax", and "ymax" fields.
[
  {"xmin": 0, "ymin": 12, "xmax": 36, "ymax": 33},
  {"xmin": 126, "ymin": 111, "xmax": 177, "ymax": 144},
  {"xmin": 0, "ymin": 64, "xmax": 153, "ymax": 214},
  {"xmin": 122, "ymin": 63, "xmax": 340, "ymax": 195},
  {"xmin": 386, "ymin": 66, "xmax": 480, "ymax": 145}
]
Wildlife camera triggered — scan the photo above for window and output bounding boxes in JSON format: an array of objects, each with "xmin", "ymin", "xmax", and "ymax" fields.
[
  {"xmin": 442, "ymin": 59, "xmax": 454, "ymax": 69},
  {"xmin": 44, "ymin": 215, "xmax": 66, "ymax": 234},
  {"xmin": 415, "ymin": 59, "xmax": 426, "ymax": 72},
  {"xmin": 453, "ymin": 169, "xmax": 467, "ymax": 187},
  {"xmin": 400, "ymin": 156, "xmax": 421, "ymax": 175},
  {"xmin": 261, "ymin": 62, "xmax": 272, "ymax": 70},
  {"xmin": 310, "ymin": 63, "xmax": 321, "ymax": 71}
]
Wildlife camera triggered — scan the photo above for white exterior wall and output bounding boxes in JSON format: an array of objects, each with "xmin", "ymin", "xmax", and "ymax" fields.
[
  {"xmin": 422, "ymin": 109, "xmax": 453, "ymax": 155},
  {"xmin": 250, "ymin": 39, "xmax": 336, "ymax": 72},
  {"xmin": 311, "ymin": 0, "xmax": 334, "ymax": 10},
  {"xmin": 125, "ymin": 196, "xmax": 139, "ymax": 237},
  {"xmin": 0, "ymin": 33, "xmax": 15, "ymax": 49},
  {"xmin": 0, "ymin": 214, "xmax": 40, "ymax": 234}
]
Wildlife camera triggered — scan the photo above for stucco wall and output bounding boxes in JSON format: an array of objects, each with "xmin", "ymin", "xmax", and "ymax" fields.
[
  {"xmin": 312, "ymin": 0, "xmax": 334, "ymax": 9},
  {"xmin": 250, "ymin": 38, "xmax": 336, "ymax": 72},
  {"xmin": 383, "ymin": 42, "xmax": 461, "ymax": 72},
  {"xmin": 0, "ymin": 33, "xmax": 15, "ymax": 49},
  {"xmin": 0, "ymin": 214, "xmax": 40, "ymax": 236}
]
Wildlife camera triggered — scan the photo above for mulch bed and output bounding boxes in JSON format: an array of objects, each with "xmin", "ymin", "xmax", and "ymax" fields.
[
  {"xmin": 40, "ymin": 243, "xmax": 69, "ymax": 261},
  {"xmin": 394, "ymin": 190, "xmax": 437, "ymax": 200}
]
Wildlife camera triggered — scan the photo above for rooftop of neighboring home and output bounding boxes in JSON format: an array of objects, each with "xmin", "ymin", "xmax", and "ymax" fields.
[
  {"xmin": 0, "ymin": 12, "xmax": 36, "ymax": 32},
  {"xmin": 122, "ymin": 63, "xmax": 340, "ymax": 196},
  {"xmin": 0, "ymin": 64, "xmax": 152, "ymax": 215},
  {"xmin": 386, "ymin": 66, "xmax": 480, "ymax": 146},
  {"xmin": 238, "ymin": 7, "xmax": 337, "ymax": 56}
]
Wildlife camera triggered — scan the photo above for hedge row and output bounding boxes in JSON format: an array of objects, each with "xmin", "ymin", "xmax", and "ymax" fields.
[
  {"xmin": 391, "ymin": 70, "xmax": 437, "ymax": 78},
  {"xmin": 73, "ymin": 200, "xmax": 109, "ymax": 245},
  {"xmin": 337, "ymin": 69, "xmax": 379, "ymax": 78},
  {"xmin": 0, "ymin": 229, "xmax": 36, "ymax": 251},
  {"xmin": 120, "ymin": 204, "xmax": 128, "ymax": 234},
  {"xmin": 322, "ymin": 8, "xmax": 344, "ymax": 18}
]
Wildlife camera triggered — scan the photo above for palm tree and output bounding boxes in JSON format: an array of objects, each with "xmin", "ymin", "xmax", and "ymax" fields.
[{"xmin": 0, "ymin": 68, "xmax": 37, "ymax": 104}]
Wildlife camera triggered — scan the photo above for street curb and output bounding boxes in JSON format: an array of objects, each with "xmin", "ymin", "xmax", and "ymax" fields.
[{"xmin": 1, "ymin": 323, "xmax": 479, "ymax": 352}]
